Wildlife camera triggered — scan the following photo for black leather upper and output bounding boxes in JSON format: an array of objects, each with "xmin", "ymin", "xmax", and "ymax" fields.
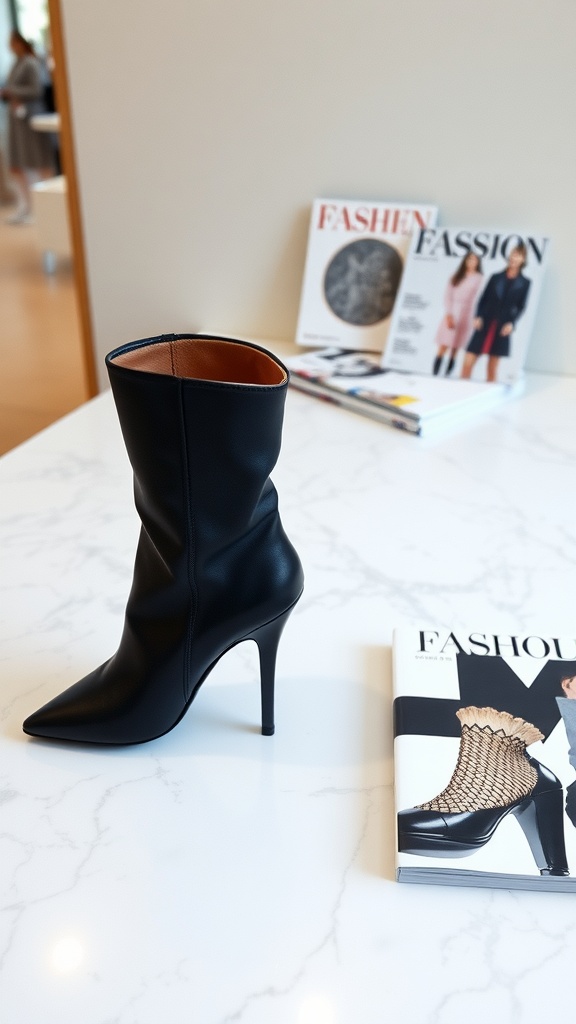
[{"xmin": 23, "ymin": 334, "xmax": 304, "ymax": 744}]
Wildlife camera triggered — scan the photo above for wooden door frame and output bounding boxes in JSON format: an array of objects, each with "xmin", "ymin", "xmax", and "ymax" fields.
[{"xmin": 48, "ymin": 0, "xmax": 98, "ymax": 396}]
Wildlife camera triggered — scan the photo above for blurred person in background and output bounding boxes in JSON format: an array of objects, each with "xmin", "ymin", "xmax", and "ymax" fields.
[{"xmin": 0, "ymin": 30, "xmax": 55, "ymax": 224}]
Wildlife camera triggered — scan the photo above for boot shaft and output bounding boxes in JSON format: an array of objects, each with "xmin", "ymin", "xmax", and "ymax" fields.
[
  {"xmin": 106, "ymin": 333, "xmax": 304, "ymax": 652},
  {"xmin": 106, "ymin": 334, "xmax": 290, "ymax": 557}
]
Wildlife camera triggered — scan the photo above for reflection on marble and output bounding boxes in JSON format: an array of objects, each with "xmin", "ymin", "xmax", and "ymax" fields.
[{"xmin": 2, "ymin": 369, "xmax": 576, "ymax": 1022}]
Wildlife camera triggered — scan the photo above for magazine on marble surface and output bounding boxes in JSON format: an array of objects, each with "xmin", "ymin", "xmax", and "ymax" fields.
[
  {"xmin": 393, "ymin": 627, "xmax": 576, "ymax": 891},
  {"xmin": 286, "ymin": 347, "xmax": 519, "ymax": 437},
  {"xmin": 295, "ymin": 198, "xmax": 438, "ymax": 353},
  {"xmin": 382, "ymin": 227, "xmax": 549, "ymax": 386}
]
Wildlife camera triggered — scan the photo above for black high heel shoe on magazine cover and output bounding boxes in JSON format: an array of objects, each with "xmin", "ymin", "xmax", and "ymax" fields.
[{"xmin": 397, "ymin": 706, "xmax": 569, "ymax": 877}]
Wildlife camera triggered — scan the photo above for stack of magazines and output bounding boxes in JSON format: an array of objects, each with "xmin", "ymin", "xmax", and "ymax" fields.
[
  {"xmin": 286, "ymin": 347, "xmax": 521, "ymax": 438},
  {"xmin": 291, "ymin": 197, "xmax": 549, "ymax": 435}
]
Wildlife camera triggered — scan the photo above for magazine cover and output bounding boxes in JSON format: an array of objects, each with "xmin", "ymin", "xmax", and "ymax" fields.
[
  {"xmin": 286, "ymin": 347, "xmax": 516, "ymax": 437},
  {"xmin": 382, "ymin": 227, "xmax": 550, "ymax": 385},
  {"xmin": 295, "ymin": 198, "xmax": 438, "ymax": 353},
  {"xmin": 393, "ymin": 627, "xmax": 576, "ymax": 891}
]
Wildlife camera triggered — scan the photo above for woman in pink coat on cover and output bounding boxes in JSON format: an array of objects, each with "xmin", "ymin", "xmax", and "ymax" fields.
[{"xmin": 432, "ymin": 252, "xmax": 483, "ymax": 375}]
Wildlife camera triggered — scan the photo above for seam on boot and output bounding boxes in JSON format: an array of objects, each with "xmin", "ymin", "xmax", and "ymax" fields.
[
  {"xmin": 178, "ymin": 378, "xmax": 197, "ymax": 704},
  {"xmin": 169, "ymin": 340, "xmax": 178, "ymax": 377}
]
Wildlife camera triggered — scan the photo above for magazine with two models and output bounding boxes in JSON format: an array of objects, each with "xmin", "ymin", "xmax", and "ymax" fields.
[
  {"xmin": 383, "ymin": 226, "xmax": 550, "ymax": 386},
  {"xmin": 393, "ymin": 628, "xmax": 576, "ymax": 891}
]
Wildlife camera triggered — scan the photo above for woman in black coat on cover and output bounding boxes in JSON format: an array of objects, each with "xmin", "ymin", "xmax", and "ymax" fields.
[{"xmin": 461, "ymin": 243, "xmax": 530, "ymax": 383}]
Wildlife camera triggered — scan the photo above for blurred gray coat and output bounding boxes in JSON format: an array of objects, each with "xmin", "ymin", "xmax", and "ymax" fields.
[{"xmin": 5, "ymin": 55, "xmax": 54, "ymax": 170}]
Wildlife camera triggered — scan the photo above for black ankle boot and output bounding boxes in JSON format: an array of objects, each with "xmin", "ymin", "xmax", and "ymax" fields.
[
  {"xmin": 432, "ymin": 354, "xmax": 443, "ymax": 375},
  {"xmin": 23, "ymin": 334, "xmax": 304, "ymax": 744}
]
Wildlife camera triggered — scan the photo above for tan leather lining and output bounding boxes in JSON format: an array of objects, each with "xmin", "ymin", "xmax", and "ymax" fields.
[{"xmin": 111, "ymin": 338, "xmax": 287, "ymax": 385}]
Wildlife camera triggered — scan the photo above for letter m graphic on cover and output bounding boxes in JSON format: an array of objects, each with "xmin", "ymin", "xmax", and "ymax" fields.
[{"xmin": 394, "ymin": 655, "xmax": 576, "ymax": 741}]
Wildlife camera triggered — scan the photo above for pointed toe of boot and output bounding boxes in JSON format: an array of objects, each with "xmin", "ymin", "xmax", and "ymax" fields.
[
  {"xmin": 23, "ymin": 695, "xmax": 83, "ymax": 742},
  {"xmin": 21, "ymin": 662, "xmax": 148, "ymax": 745},
  {"xmin": 23, "ymin": 675, "xmax": 106, "ymax": 743},
  {"xmin": 23, "ymin": 703, "xmax": 67, "ymax": 740}
]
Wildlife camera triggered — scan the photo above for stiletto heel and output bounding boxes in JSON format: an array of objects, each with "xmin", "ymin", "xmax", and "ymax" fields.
[
  {"xmin": 245, "ymin": 605, "xmax": 296, "ymax": 736},
  {"xmin": 398, "ymin": 707, "xmax": 570, "ymax": 876}
]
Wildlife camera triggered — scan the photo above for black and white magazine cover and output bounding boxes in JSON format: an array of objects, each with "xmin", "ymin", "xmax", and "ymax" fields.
[
  {"xmin": 383, "ymin": 227, "xmax": 550, "ymax": 385},
  {"xmin": 393, "ymin": 627, "xmax": 576, "ymax": 891},
  {"xmin": 295, "ymin": 198, "xmax": 438, "ymax": 353}
]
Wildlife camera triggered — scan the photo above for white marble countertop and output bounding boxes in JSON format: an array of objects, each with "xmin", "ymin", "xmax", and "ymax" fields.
[{"xmin": 2, "ymin": 362, "xmax": 576, "ymax": 1023}]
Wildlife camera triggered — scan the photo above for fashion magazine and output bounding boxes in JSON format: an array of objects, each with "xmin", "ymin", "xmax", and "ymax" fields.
[
  {"xmin": 382, "ymin": 227, "xmax": 549, "ymax": 385},
  {"xmin": 295, "ymin": 198, "xmax": 438, "ymax": 353},
  {"xmin": 286, "ymin": 348, "xmax": 518, "ymax": 437},
  {"xmin": 393, "ymin": 627, "xmax": 576, "ymax": 891}
]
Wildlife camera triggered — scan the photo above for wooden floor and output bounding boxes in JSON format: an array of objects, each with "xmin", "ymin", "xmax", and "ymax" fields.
[{"xmin": 0, "ymin": 207, "xmax": 89, "ymax": 456}]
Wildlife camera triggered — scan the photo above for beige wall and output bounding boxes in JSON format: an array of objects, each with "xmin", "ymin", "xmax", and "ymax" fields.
[{"xmin": 60, "ymin": 0, "xmax": 576, "ymax": 388}]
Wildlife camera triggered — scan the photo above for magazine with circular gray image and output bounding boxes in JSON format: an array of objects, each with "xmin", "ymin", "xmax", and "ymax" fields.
[
  {"xmin": 295, "ymin": 198, "xmax": 438, "ymax": 353},
  {"xmin": 323, "ymin": 238, "xmax": 403, "ymax": 327}
]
